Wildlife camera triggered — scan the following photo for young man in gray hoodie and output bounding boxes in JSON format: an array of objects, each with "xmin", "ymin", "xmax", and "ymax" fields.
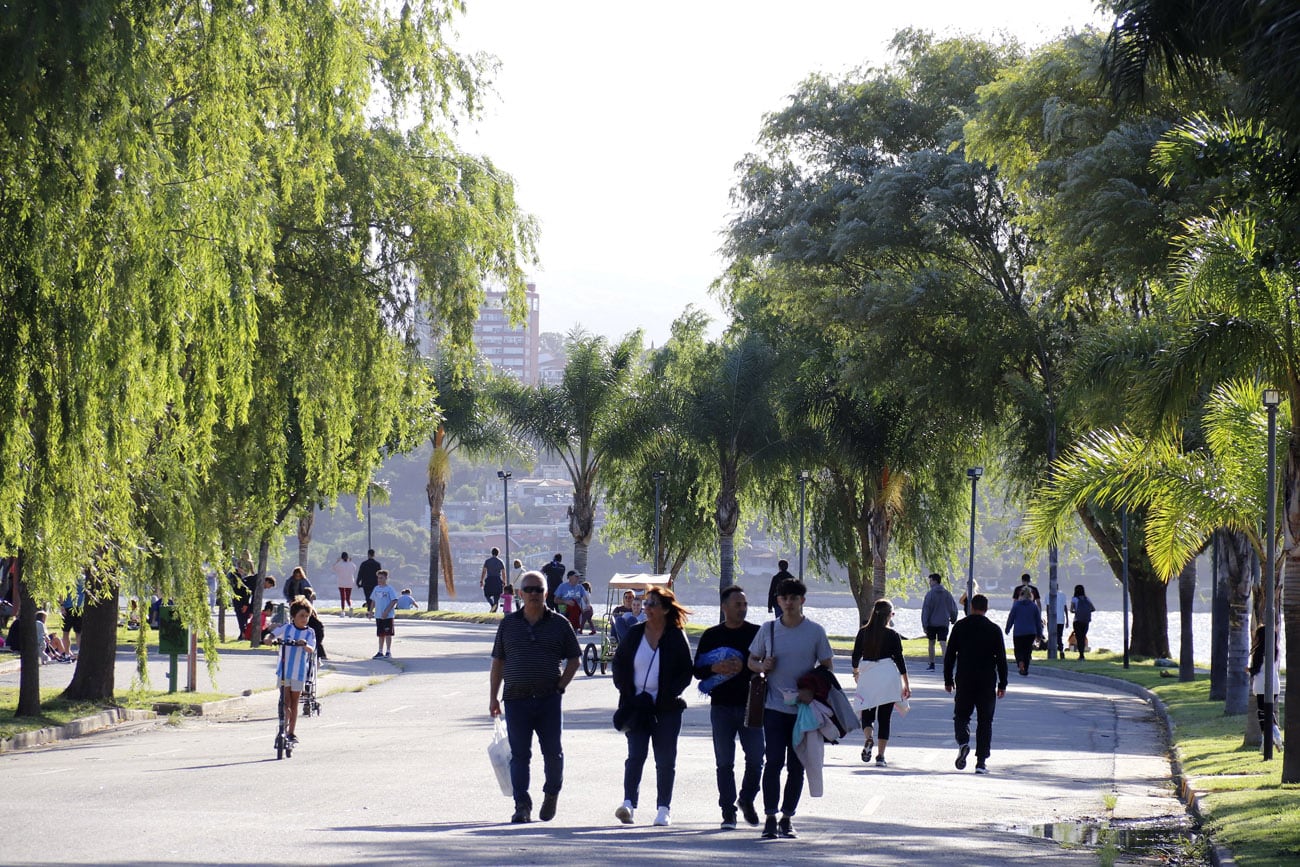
[{"xmin": 920, "ymin": 573, "xmax": 959, "ymax": 671}]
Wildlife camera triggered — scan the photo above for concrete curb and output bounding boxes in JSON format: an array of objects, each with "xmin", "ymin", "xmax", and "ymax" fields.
[
  {"xmin": 0, "ymin": 706, "xmax": 157, "ymax": 754},
  {"xmin": 1037, "ymin": 665, "xmax": 1239, "ymax": 867}
]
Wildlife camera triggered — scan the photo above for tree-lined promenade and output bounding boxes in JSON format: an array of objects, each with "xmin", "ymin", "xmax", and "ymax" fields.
[{"xmin": 2, "ymin": 0, "xmax": 1298, "ymax": 818}]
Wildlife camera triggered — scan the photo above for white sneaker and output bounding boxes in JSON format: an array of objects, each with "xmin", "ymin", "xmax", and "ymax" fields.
[
  {"xmin": 654, "ymin": 806, "xmax": 671, "ymax": 826},
  {"xmin": 614, "ymin": 801, "xmax": 634, "ymax": 824}
]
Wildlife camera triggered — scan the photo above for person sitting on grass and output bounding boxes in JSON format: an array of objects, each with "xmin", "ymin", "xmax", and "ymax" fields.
[
  {"xmin": 271, "ymin": 599, "xmax": 317, "ymax": 746},
  {"xmin": 396, "ymin": 588, "xmax": 420, "ymax": 611}
]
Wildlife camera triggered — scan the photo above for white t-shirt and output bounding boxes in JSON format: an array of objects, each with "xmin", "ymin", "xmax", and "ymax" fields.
[
  {"xmin": 332, "ymin": 558, "xmax": 358, "ymax": 589},
  {"xmin": 749, "ymin": 616, "xmax": 833, "ymax": 713},
  {"xmin": 632, "ymin": 636, "xmax": 662, "ymax": 700}
]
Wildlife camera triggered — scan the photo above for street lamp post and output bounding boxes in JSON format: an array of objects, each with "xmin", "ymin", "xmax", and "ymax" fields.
[
  {"xmin": 1263, "ymin": 388, "xmax": 1280, "ymax": 760},
  {"xmin": 965, "ymin": 467, "xmax": 983, "ymax": 616},
  {"xmin": 797, "ymin": 470, "xmax": 812, "ymax": 580},
  {"xmin": 652, "ymin": 470, "xmax": 665, "ymax": 574},
  {"xmin": 366, "ymin": 484, "xmax": 372, "ymax": 551},
  {"xmin": 497, "ymin": 471, "xmax": 512, "ymax": 580}
]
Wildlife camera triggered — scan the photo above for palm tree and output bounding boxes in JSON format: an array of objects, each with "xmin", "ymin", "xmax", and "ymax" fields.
[
  {"xmin": 494, "ymin": 330, "xmax": 642, "ymax": 577},
  {"xmin": 425, "ymin": 359, "xmax": 526, "ymax": 610},
  {"xmin": 1022, "ymin": 380, "xmax": 1280, "ymax": 715}
]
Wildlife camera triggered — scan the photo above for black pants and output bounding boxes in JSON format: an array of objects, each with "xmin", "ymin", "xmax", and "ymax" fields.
[
  {"xmin": 953, "ymin": 686, "xmax": 997, "ymax": 760},
  {"xmin": 1012, "ymin": 634, "xmax": 1036, "ymax": 673},
  {"xmin": 861, "ymin": 702, "xmax": 896, "ymax": 741},
  {"xmin": 1075, "ymin": 621, "xmax": 1090, "ymax": 658},
  {"xmin": 762, "ymin": 710, "xmax": 804, "ymax": 817},
  {"xmin": 1258, "ymin": 693, "xmax": 1279, "ymax": 734},
  {"xmin": 1055, "ymin": 623, "xmax": 1065, "ymax": 654}
]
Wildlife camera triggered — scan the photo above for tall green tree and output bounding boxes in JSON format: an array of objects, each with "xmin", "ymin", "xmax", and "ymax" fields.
[{"xmin": 495, "ymin": 330, "xmax": 643, "ymax": 577}]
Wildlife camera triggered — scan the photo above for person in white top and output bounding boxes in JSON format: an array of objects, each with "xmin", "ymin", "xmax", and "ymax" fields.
[{"xmin": 332, "ymin": 552, "xmax": 358, "ymax": 616}]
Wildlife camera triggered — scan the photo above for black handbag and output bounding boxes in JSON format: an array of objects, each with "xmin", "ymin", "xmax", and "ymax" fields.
[
  {"xmin": 613, "ymin": 645, "xmax": 660, "ymax": 733},
  {"xmin": 745, "ymin": 621, "xmax": 774, "ymax": 728}
]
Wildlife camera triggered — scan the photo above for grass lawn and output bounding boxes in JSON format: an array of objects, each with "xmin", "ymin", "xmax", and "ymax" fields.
[{"xmin": 1037, "ymin": 652, "xmax": 1298, "ymax": 866}]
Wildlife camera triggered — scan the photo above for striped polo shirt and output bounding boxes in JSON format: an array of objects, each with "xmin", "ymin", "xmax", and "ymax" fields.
[{"xmin": 492, "ymin": 608, "xmax": 580, "ymax": 700}]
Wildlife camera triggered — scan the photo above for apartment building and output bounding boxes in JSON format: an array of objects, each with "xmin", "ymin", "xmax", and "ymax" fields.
[{"xmin": 475, "ymin": 282, "xmax": 540, "ymax": 384}]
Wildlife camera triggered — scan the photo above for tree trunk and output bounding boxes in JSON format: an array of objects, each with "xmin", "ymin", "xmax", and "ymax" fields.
[
  {"xmin": 1210, "ymin": 532, "xmax": 1228, "ymax": 701},
  {"xmin": 568, "ymin": 480, "xmax": 597, "ymax": 578},
  {"xmin": 715, "ymin": 464, "xmax": 740, "ymax": 591},
  {"xmin": 1127, "ymin": 569, "xmax": 1170, "ymax": 658},
  {"xmin": 249, "ymin": 534, "xmax": 271, "ymax": 648},
  {"xmin": 1077, "ymin": 506, "xmax": 1171, "ymax": 656},
  {"xmin": 427, "ymin": 504, "xmax": 442, "ymax": 611},
  {"xmin": 1178, "ymin": 558, "xmax": 1196, "ymax": 682},
  {"xmin": 1220, "ymin": 530, "xmax": 1253, "ymax": 716},
  {"xmin": 719, "ymin": 532, "xmax": 735, "ymax": 591},
  {"xmin": 296, "ymin": 509, "xmax": 314, "ymax": 568},
  {"xmin": 62, "ymin": 577, "xmax": 119, "ymax": 702},
  {"xmin": 867, "ymin": 502, "xmax": 891, "ymax": 608},
  {"xmin": 1280, "ymin": 430, "xmax": 1300, "ymax": 782},
  {"xmin": 1046, "ymin": 542, "xmax": 1060, "ymax": 660},
  {"xmin": 15, "ymin": 558, "xmax": 41, "ymax": 717}
]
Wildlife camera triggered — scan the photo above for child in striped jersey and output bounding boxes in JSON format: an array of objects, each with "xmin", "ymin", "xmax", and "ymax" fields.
[{"xmin": 272, "ymin": 598, "xmax": 317, "ymax": 744}]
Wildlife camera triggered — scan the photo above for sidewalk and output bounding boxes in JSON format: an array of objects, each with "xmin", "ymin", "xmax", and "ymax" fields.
[{"xmin": 0, "ymin": 611, "xmax": 400, "ymax": 749}]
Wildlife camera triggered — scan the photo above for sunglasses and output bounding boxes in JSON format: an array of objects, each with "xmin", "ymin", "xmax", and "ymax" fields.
[
  {"xmin": 643, "ymin": 600, "xmax": 662, "ymax": 609},
  {"xmin": 520, "ymin": 585, "xmax": 545, "ymax": 594}
]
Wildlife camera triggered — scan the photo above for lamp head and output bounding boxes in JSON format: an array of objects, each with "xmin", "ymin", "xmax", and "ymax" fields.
[
  {"xmin": 967, "ymin": 466, "xmax": 984, "ymax": 480},
  {"xmin": 1263, "ymin": 389, "xmax": 1282, "ymax": 408}
]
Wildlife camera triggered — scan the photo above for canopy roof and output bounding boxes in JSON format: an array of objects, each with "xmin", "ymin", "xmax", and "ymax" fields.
[{"xmin": 607, "ymin": 573, "xmax": 673, "ymax": 591}]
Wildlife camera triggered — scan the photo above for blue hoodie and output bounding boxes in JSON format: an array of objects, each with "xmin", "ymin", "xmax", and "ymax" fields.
[{"xmin": 1005, "ymin": 596, "xmax": 1041, "ymax": 637}]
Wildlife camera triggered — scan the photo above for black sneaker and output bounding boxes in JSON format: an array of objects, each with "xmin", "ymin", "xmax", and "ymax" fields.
[
  {"xmin": 287, "ymin": 733, "xmax": 299, "ymax": 745},
  {"xmin": 511, "ymin": 801, "xmax": 532, "ymax": 823},
  {"xmin": 861, "ymin": 735, "xmax": 874, "ymax": 763},
  {"xmin": 975, "ymin": 763, "xmax": 989, "ymax": 775},
  {"xmin": 539, "ymin": 792, "xmax": 558, "ymax": 822},
  {"xmin": 778, "ymin": 816, "xmax": 797, "ymax": 838},
  {"xmin": 739, "ymin": 799, "xmax": 760, "ymax": 826},
  {"xmin": 720, "ymin": 811, "xmax": 737, "ymax": 830},
  {"xmin": 955, "ymin": 743, "xmax": 970, "ymax": 770},
  {"xmin": 761, "ymin": 816, "xmax": 778, "ymax": 839},
  {"xmin": 926, "ymin": 663, "xmax": 936, "ymax": 671}
]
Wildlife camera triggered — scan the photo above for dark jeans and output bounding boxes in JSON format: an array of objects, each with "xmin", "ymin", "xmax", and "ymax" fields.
[
  {"xmin": 504, "ymin": 693, "xmax": 564, "ymax": 807},
  {"xmin": 1075, "ymin": 621, "xmax": 1090, "ymax": 658},
  {"xmin": 1055, "ymin": 623, "xmax": 1065, "ymax": 654},
  {"xmin": 953, "ymin": 685, "xmax": 997, "ymax": 760},
  {"xmin": 762, "ymin": 710, "xmax": 805, "ymax": 817},
  {"xmin": 1257, "ymin": 693, "xmax": 1279, "ymax": 733},
  {"xmin": 484, "ymin": 589, "xmax": 501, "ymax": 612},
  {"xmin": 861, "ymin": 702, "xmax": 895, "ymax": 741},
  {"xmin": 1012, "ymin": 633, "xmax": 1036, "ymax": 673},
  {"xmin": 710, "ymin": 704, "xmax": 764, "ymax": 812},
  {"xmin": 623, "ymin": 704, "xmax": 683, "ymax": 809}
]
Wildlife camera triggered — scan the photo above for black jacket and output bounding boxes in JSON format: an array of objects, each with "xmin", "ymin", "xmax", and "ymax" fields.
[
  {"xmin": 613, "ymin": 622, "xmax": 693, "ymax": 711},
  {"xmin": 943, "ymin": 613, "xmax": 1008, "ymax": 692},
  {"xmin": 767, "ymin": 569, "xmax": 794, "ymax": 613}
]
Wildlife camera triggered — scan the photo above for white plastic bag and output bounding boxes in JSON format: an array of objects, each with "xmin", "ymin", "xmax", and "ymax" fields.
[
  {"xmin": 488, "ymin": 717, "xmax": 513, "ymax": 797},
  {"xmin": 894, "ymin": 695, "xmax": 911, "ymax": 718}
]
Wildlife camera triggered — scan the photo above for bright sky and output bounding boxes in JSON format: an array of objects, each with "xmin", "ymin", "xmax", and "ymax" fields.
[{"xmin": 453, "ymin": 1, "xmax": 1109, "ymax": 346}]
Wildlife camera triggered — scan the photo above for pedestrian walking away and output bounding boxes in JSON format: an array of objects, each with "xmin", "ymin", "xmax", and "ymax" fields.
[
  {"xmin": 1069, "ymin": 585, "xmax": 1095, "ymax": 659},
  {"xmin": 748, "ymin": 577, "xmax": 833, "ymax": 840},
  {"xmin": 481, "ymin": 547, "xmax": 507, "ymax": 612},
  {"xmin": 356, "ymin": 549, "xmax": 381, "ymax": 618},
  {"xmin": 1005, "ymin": 590, "xmax": 1041, "ymax": 676},
  {"xmin": 1248, "ymin": 624, "xmax": 1284, "ymax": 753},
  {"xmin": 920, "ymin": 572, "xmax": 958, "ymax": 671},
  {"xmin": 765, "ymin": 559, "xmax": 794, "ymax": 615},
  {"xmin": 851, "ymin": 599, "xmax": 911, "ymax": 767},
  {"xmin": 692, "ymin": 584, "xmax": 764, "ymax": 830},
  {"xmin": 612, "ymin": 585, "xmax": 693, "ymax": 828},
  {"xmin": 489, "ymin": 570, "xmax": 581, "ymax": 824},
  {"xmin": 1050, "ymin": 585, "xmax": 1068, "ymax": 656},
  {"xmin": 370, "ymin": 570, "xmax": 399, "ymax": 659},
  {"xmin": 944, "ymin": 594, "xmax": 1008, "ymax": 775},
  {"xmin": 1011, "ymin": 572, "xmax": 1040, "ymax": 603},
  {"xmin": 332, "ymin": 552, "xmax": 358, "ymax": 615},
  {"xmin": 540, "ymin": 553, "xmax": 566, "ymax": 611}
]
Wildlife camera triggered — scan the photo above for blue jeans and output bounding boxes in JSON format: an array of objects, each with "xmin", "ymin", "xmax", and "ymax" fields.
[
  {"xmin": 711, "ymin": 704, "xmax": 764, "ymax": 812},
  {"xmin": 762, "ymin": 710, "xmax": 804, "ymax": 817},
  {"xmin": 503, "ymin": 693, "xmax": 564, "ymax": 807},
  {"xmin": 623, "ymin": 704, "xmax": 683, "ymax": 809}
]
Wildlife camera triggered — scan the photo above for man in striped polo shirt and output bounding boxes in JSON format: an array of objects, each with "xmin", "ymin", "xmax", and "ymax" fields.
[{"xmin": 489, "ymin": 569, "xmax": 580, "ymax": 824}]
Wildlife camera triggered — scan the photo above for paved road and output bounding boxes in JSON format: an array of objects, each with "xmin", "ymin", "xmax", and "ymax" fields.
[{"xmin": 1, "ymin": 616, "xmax": 1186, "ymax": 865}]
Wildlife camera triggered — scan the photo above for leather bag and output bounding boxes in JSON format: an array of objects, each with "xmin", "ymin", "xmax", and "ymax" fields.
[{"xmin": 745, "ymin": 621, "xmax": 774, "ymax": 728}]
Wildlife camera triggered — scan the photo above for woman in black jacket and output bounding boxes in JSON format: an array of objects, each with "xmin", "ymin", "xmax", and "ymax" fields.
[{"xmin": 611, "ymin": 585, "xmax": 693, "ymax": 827}]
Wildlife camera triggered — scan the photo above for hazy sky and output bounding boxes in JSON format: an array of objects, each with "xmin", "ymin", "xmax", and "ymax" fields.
[{"xmin": 452, "ymin": 1, "xmax": 1110, "ymax": 345}]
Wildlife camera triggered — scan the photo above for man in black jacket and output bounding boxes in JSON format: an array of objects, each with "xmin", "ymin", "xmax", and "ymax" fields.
[
  {"xmin": 356, "ymin": 550, "xmax": 381, "ymax": 619},
  {"xmin": 765, "ymin": 560, "xmax": 794, "ymax": 614},
  {"xmin": 943, "ymin": 594, "xmax": 1008, "ymax": 775},
  {"xmin": 693, "ymin": 585, "xmax": 763, "ymax": 830}
]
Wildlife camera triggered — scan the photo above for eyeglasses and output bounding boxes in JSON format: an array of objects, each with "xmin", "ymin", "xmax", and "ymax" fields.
[{"xmin": 520, "ymin": 586, "xmax": 545, "ymax": 594}]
